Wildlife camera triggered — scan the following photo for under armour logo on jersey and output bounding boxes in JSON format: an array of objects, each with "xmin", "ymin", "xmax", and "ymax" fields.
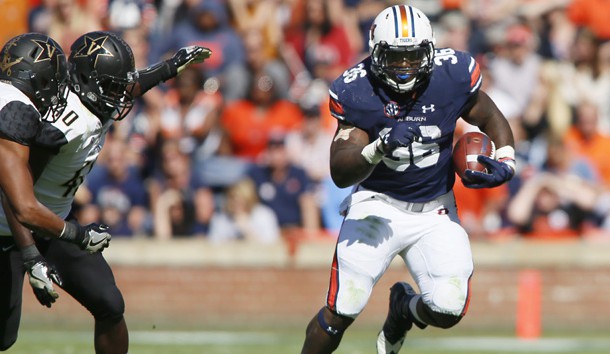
[
  {"xmin": 384, "ymin": 101, "xmax": 400, "ymax": 118},
  {"xmin": 32, "ymin": 39, "xmax": 56, "ymax": 62},
  {"xmin": 73, "ymin": 35, "xmax": 113, "ymax": 67},
  {"xmin": 422, "ymin": 104, "xmax": 435, "ymax": 113}
]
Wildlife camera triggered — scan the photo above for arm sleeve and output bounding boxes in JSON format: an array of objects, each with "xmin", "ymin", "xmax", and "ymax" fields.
[
  {"xmin": 135, "ymin": 60, "xmax": 178, "ymax": 96},
  {"xmin": 0, "ymin": 101, "xmax": 41, "ymax": 145}
]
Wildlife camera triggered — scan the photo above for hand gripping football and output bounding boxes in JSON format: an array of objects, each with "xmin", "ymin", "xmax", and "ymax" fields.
[{"xmin": 452, "ymin": 131, "xmax": 495, "ymax": 182}]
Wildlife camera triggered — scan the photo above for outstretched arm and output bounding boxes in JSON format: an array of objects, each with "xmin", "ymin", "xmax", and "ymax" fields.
[{"xmin": 133, "ymin": 46, "xmax": 212, "ymax": 97}]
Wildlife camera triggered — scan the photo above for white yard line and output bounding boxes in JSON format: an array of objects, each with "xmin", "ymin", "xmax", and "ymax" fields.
[
  {"xmin": 20, "ymin": 330, "xmax": 610, "ymax": 352},
  {"xmin": 407, "ymin": 337, "xmax": 610, "ymax": 352}
]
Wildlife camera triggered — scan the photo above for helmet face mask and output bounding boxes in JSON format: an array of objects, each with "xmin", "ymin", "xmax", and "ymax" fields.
[
  {"xmin": 39, "ymin": 73, "xmax": 69, "ymax": 122},
  {"xmin": 90, "ymin": 71, "xmax": 135, "ymax": 120},
  {"xmin": 0, "ymin": 33, "xmax": 70, "ymax": 122},
  {"xmin": 69, "ymin": 31, "xmax": 136, "ymax": 121},
  {"xmin": 372, "ymin": 43, "xmax": 433, "ymax": 92},
  {"xmin": 369, "ymin": 5, "xmax": 436, "ymax": 93}
]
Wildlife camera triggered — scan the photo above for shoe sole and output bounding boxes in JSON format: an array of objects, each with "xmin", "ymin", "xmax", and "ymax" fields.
[{"xmin": 376, "ymin": 329, "xmax": 404, "ymax": 354}]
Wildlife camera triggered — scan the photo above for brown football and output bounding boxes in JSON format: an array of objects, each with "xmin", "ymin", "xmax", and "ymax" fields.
[{"xmin": 452, "ymin": 131, "xmax": 495, "ymax": 181}]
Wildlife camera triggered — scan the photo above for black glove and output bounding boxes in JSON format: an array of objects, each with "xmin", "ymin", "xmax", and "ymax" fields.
[
  {"xmin": 169, "ymin": 46, "xmax": 212, "ymax": 74},
  {"xmin": 61, "ymin": 222, "xmax": 111, "ymax": 253},
  {"xmin": 380, "ymin": 123, "xmax": 422, "ymax": 155},
  {"xmin": 463, "ymin": 155, "xmax": 515, "ymax": 188},
  {"xmin": 24, "ymin": 255, "xmax": 63, "ymax": 308}
]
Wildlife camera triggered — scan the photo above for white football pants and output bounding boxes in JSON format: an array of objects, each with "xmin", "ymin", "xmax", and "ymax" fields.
[{"xmin": 325, "ymin": 187, "xmax": 473, "ymax": 318}]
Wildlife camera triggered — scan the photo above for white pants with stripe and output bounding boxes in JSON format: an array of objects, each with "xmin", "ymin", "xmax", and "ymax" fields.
[{"xmin": 325, "ymin": 188, "xmax": 473, "ymax": 318}]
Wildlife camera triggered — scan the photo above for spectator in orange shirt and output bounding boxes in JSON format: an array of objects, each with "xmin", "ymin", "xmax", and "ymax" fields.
[
  {"xmin": 506, "ymin": 172, "xmax": 599, "ymax": 240},
  {"xmin": 567, "ymin": 0, "xmax": 610, "ymax": 40},
  {"xmin": 221, "ymin": 71, "xmax": 303, "ymax": 161},
  {"xmin": 507, "ymin": 133, "xmax": 603, "ymax": 240},
  {"xmin": 563, "ymin": 100, "xmax": 610, "ymax": 187},
  {"xmin": 453, "ymin": 176, "xmax": 510, "ymax": 240}
]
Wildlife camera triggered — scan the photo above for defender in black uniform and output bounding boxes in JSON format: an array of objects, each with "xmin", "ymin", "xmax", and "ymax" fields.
[
  {"xmin": 0, "ymin": 31, "xmax": 210, "ymax": 353},
  {"xmin": 0, "ymin": 32, "xmax": 116, "ymax": 351}
]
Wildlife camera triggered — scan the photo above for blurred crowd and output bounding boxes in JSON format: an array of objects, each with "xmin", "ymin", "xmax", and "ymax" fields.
[{"xmin": 3, "ymin": 0, "xmax": 610, "ymax": 243}]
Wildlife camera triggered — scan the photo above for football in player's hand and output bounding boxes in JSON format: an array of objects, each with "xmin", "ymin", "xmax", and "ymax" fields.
[{"xmin": 452, "ymin": 131, "xmax": 495, "ymax": 182}]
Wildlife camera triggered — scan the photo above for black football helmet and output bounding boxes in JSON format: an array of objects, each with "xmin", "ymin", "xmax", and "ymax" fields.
[
  {"xmin": 69, "ymin": 31, "xmax": 136, "ymax": 121},
  {"xmin": 0, "ymin": 33, "xmax": 69, "ymax": 122}
]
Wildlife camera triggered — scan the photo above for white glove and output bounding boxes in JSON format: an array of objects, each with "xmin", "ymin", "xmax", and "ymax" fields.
[
  {"xmin": 25, "ymin": 257, "xmax": 62, "ymax": 308},
  {"xmin": 80, "ymin": 224, "xmax": 112, "ymax": 253},
  {"xmin": 60, "ymin": 221, "xmax": 111, "ymax": 253}
]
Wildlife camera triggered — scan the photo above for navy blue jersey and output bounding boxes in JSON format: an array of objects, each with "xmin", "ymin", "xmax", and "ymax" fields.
[{"xmin": 329, "ymin": 48, "xmax": 482, "ymax": 202}]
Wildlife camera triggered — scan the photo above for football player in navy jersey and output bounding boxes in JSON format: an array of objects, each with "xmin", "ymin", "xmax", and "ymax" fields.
[
  {"xmin": 300, "ymin": 5, "xmax": 515, "ymax": 354},
  {"xmin": 0, "ymin": 31, "xmax": 210, "ymax": 353}
]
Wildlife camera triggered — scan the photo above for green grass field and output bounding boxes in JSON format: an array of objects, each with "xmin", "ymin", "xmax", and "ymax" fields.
[{"xmin": 7, "ymin": 326, "xmax": 610, "ymax": 354}]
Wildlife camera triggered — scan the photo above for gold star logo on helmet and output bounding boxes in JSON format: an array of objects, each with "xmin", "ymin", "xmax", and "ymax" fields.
[{"xmin": 73, "ymin": 35, "xmax": 114, "ymax": 67}]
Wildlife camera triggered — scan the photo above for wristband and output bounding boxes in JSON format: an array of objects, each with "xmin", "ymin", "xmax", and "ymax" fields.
[
  {"xmin": 495, "ymin": 145, "xmax": 516, "ymax": 173},
  {"xmin": 59, "ymin": 221, "xmax": 84, "ymax": 244},
  {"xmin": 361, "ymin": 138, "xmax": 384, "ymax": 165},
  {"xmin": 21, "ymin": 243, "xmax": 41, "ymax": 262}
]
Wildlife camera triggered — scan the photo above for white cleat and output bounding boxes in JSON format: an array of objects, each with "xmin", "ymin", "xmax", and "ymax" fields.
[{"xmin": 376, "ymin": 330, "xmax": 405, "ymax": 354}]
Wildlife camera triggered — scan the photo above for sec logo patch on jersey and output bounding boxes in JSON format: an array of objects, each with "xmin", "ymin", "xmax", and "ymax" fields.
[
  {"xmin": 452, "ymin": 131, "xmax": 495, "ymax": 182},
  {"xmin": 384, "ymin": 101, "xmax": 400, "ymax": 118}
]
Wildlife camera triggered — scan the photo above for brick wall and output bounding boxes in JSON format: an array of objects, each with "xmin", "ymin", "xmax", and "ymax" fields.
[{"xmin": 21, "ymin": 261, "xmax": 610, "ymax": 333}]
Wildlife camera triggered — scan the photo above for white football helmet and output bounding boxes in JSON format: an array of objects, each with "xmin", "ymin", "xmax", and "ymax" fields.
[{"xmin": 369, "ymin": 5, "xmax": 436, "ymax": 93}]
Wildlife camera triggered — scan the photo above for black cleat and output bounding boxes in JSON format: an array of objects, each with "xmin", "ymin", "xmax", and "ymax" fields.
[{"xmin": 376, "ymin": 282, "xmax": 419, "ymax": 354}]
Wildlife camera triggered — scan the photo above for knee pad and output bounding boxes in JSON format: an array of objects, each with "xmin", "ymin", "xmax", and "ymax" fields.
[
  {"xmin": 424, "ymin": 278, "xmax": 470, "ymax": 318},
  {"xmin": 89, "ymin": 286, "xmax": 125, "ymax": 323},
  {"xmin": 421, "ymin": 304, "xmax": 463, "ymax": 329}
]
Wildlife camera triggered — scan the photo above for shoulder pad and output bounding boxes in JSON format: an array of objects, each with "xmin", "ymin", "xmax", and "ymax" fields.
[
  {"xmin": 433, "ymin": 48, "xmax": 482, "ymax": 94},
  {"xmin": 0, "ymin": 101, "xmax": 41, "ymax": 145}
]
